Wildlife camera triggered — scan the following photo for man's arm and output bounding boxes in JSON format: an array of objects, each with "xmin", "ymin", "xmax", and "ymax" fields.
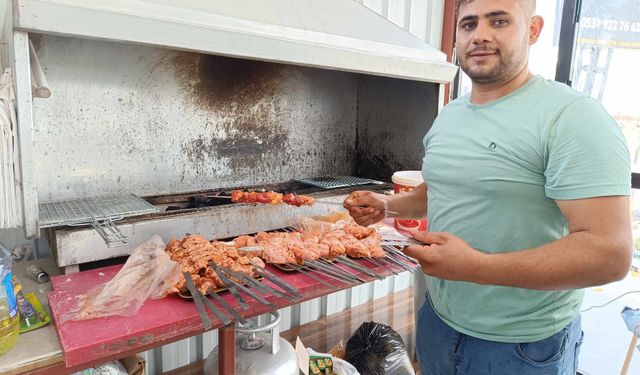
[
  {"xmin": 404, "ymin": 195, "xmax": 632, "ymax": 290},
  {"xmin": 344, "ymin": 183, "xmax": 428, "ymax": 226}
]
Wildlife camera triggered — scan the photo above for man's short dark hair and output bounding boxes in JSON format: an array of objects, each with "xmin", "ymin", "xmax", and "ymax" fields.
[{"xmin": 455, "ymin": 0, "xmax": 536, "ymax": 18}]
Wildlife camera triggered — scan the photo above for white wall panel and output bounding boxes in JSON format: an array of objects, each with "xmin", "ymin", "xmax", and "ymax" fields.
[
  {"xmin": 160, "ymin": 337, "xmax": 198, "ymax": 372},
  {"xmin": 326, "ymin": 290, "xmax": 349, "ymax": 315},
  {"xmin": 373, "ymin": 278, "xmax": 393, "ymax": 299},
  {"xmin": 387, "ymin": 0, "xmax": 410, "ymax": 29},
  {"xmin": 202, "ymin": 330, "xmax": 218, "ymax": 361},
  {"xmin": 357, "ymin": 0, "xmax": 444, "ymax": 46},
  {"xmin": 409, "ymin": 0, "xmax": 430, "ymax": 43},
  {"xmin": 362, "ymin": 0, "xmax": 388, "ymax": 16},
  {"xmin": 300, "ymin": 298, "xmax": 323, "ymax": 325}
]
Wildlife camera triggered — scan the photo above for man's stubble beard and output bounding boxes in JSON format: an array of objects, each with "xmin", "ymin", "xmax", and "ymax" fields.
[{"xmin": 459, "ymin": 36, "xmax": 529, "ymax": 84}]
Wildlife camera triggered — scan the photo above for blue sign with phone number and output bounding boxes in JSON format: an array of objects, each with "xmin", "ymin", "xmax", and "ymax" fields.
[{"xmin": 579, "ymin": 0, "xmax": 640, "ymax": 48}]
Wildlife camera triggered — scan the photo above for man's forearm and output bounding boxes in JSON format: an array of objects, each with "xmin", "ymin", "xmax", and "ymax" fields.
[
  {"xmin": 473, "ymin": 231, "xmax": 632, "ymax": 290},
  {"xmin": 386, "ymin": 183, "xmax": 428, "ymax": 219}
]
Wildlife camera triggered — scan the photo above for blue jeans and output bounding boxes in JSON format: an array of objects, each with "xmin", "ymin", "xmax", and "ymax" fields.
[{"xmin": 416, "ymin": 298, "xmax": 584, "ymax": 375}]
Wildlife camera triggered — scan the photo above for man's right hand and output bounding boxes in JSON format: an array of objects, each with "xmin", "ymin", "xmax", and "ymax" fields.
[{"xmin": 343, "ymin": 191, "xmax": 388, "ymax": 226}]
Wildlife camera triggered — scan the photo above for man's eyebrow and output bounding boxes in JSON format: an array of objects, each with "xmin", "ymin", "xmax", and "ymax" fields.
[
  {"xmin": 458, "ymin": 10, "xmax": 511, "ymax": 25},
  {"xmin": 485, "ymin": 10, "xmax": 511, "ymax": 18},
  {"xmin": 458, "ymin": 15, "xmax": 478, "ymax": 25}
]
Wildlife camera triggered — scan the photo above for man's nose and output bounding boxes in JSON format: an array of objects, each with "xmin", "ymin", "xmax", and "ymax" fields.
[{"xmin": 471, "ymin": 22, "xmax": 493, "ymax": 44}]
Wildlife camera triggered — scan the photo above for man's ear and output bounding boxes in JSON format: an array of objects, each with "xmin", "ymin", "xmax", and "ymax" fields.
[{"xmin": 529, "ymin": 15, "xmax": 544, "ymax": 45}]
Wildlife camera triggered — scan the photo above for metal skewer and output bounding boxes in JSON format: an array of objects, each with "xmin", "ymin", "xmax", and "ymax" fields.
[
  {"xmin": 217, "ymin": 265, "xmax": 270, "ymax": 296},
  {"xmin": 383, "ymin": 246, "xmax": 420, "ymax": 265},
  {"xmin": 318, "ymin": 259, "xmax": 369, "ymax": 283},
  {"xmin": 182, "ymin": 272, "xmax": 213, "ymax": 330},
  {"xmin": 307, "ymin": 258, "xmax": 359, "ymax": 279},
  {"xmin": 250, "ymin": 262, "xmax": 303, "ymax": 299},
  {"xmin": 313, "ymin": 200, "xmax": 400, "ymax": 215},
  {"xmin": 299, "ymin": 263, "xmax": 355, "ymax": 285},
  {"xmin": 364, "ymin": 256, "xmax": 401, "ymax": 274},
  {"xmin": 206, "ymin": 288, "xmax": 248, "ymax": 325},
  {"xmin": 209, "ymin": 264, "xmax": 250, "ymax": 310},
  {"xmin": 285, "ymin": 264, "xmax": 335, "ymax": 288},
  {"xmin": 227, "ymin": 279, "xmax": 277, "ymax": 308},
  {"xmin": 377, "ymin": 256, "xmax": 407, "ymax": 273},
  {"xmin": 217, "ymin": 265, "xmax": 293, "ymax": 301},
  {"xmin": 305, "ymin": 260, "xmax": 360, "ymax": 283},
  {"xmin": 221, "ymin": 198, "xmax": 402, "ymax": 215},
  {"xmin": 333, "ymin": 257, "xmax": 384, "ymax": 280},
  {"xmin": 381, "ymin": 240, "xmax": 423, "ymax": 247},
  {"xmin": 199, "ymin": 292, "xmax": 232, "ymax": 326},
  {"xmin": 383, "ymin": 253, "xmax": 415, "ymax": 272},
  {"xmin": 212, "ymin": 264, "xmax": 276, "ymax": 308}
]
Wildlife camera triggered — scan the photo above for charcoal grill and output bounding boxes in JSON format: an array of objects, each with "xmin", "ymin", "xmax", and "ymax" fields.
[{"xmin": 46, "ymin": 179, "xmax": 391, "ymax": 273}]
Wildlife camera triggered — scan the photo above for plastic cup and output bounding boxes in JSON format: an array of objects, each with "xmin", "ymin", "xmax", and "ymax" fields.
[{"xmin": 391, "ymin": 171, "xmax": 427, "ymax": 232}]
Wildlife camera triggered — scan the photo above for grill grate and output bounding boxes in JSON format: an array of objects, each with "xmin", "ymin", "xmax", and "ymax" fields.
[
  {"xmin": 39, "ymin": 194, "xmax": 158, "ymax": 228},
  {"xmin": 296, "ymin": 176, "xmax": 383, "ymax": 189}
]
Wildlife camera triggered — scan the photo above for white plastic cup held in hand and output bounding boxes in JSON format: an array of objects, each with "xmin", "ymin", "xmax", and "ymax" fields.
[{"xmin": 391, "ymin": 171, "xmax": 428, "ymax": 232}]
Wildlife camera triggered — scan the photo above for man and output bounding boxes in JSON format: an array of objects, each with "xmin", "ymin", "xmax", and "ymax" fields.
[{"xmin": 343, "ymin": 0, "xmax": 632, "ymax": 374}]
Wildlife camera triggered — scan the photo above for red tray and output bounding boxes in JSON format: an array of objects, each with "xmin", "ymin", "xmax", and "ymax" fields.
[{"xmin": 48, "ymin": 258, "xmax": 388, "ymax": 368}]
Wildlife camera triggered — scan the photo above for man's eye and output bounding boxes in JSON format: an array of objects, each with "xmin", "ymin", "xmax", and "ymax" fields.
[
  {"xmin": 493, "ymin": 19, "xmax": 509, "ymax": 26},
  {"xmin": 461, "ymin": 23, "xmax": 477, "ymax": 31}
]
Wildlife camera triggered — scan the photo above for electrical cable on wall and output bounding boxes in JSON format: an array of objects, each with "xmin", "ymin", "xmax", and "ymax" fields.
[{"xmin": 580, "ymin": 290, "xmax": 640, "ymax": 313}]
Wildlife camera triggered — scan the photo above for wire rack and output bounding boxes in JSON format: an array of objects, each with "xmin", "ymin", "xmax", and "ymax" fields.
[
  {"xmin": 39, "ymin": 194, "xmax": 158, "ymax": 228},
  {"xmin": 296, "ymin": 176, "xmax": 383, "ymax": 189}
]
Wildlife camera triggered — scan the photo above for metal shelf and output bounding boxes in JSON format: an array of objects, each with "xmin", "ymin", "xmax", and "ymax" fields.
[
  {"xmin": 296, "ymin": 176, "xmax": 383, "ymax": 189},
  {"xmin": 39, "ymin": 194, "xmax": 158, "ymax": 247},
  {"xmin": 39, "ymin": 194, "xmax": 157, "ymax": 227}
]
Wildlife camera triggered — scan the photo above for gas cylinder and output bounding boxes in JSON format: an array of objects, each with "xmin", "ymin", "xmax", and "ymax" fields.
[{"xmin": 204, "ymin": 311, "xmax": 298, "ymax": 375}]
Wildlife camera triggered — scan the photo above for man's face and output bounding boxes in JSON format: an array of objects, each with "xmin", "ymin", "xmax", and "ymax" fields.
[{"xmin": 456, "ymin": 0, "xmax": 534, "ymax": 84}]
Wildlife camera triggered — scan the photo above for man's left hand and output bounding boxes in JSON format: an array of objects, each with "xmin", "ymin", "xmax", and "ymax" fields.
[{"xmin": 403, "ymin": 231, "xmax": 487, "ymax": 282}]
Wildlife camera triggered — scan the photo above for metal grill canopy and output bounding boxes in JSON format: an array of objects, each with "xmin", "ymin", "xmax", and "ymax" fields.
[
  {"xmin": 39, "ymin": 194, "xmax": 158, "ymax": 228},
  {"xmin": 14, "ymin": 0, "xmax": 457, "ymax": 84}
]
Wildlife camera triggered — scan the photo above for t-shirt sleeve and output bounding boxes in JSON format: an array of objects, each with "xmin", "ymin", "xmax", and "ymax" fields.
[{"xmin": 544, "ymin": 97, "xmax": 631, "ymax": 200}]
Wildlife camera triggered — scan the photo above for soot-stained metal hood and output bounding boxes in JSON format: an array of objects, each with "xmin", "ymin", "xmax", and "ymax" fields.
[{"xmin": 14, "ymin": 0, "xmax": 457, "ymax": 83}]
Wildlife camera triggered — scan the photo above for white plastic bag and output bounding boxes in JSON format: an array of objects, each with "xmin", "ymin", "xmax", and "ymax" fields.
[{"xmin": 59, "ymin": 235, "xmax": 180, "ymax": 323}]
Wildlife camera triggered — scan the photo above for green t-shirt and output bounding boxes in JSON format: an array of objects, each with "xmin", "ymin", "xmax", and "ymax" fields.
[{"xmin": 422, "ymin": 75, "xmax": 630, "ymax": 343}]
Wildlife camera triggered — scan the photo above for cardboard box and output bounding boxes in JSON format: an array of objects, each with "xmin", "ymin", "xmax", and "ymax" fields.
[
  {"xmin": 296, "ymin": 337, "xmax": 334, "ymax": 375},
  {"xmin": 121, "ymin": 354, "xmax": 145, "ymax": 375}
]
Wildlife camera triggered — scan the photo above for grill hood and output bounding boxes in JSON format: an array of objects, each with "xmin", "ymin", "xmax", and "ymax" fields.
[{"xmin": 14, "ymin": 0, "xmax": 457, "ymax": 83}]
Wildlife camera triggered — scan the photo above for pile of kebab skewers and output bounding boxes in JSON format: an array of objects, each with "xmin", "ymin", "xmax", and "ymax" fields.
[
  {"xmin": 164, "ymin": 215, "xmax": 420, "ymax": 328},
  {"xmin": 231, "ymin": 222, "xmax": 418, "ymax": 285},
  {"xmin": 165, "ymin": 234, "xmax": 303, "ymax": 328}
]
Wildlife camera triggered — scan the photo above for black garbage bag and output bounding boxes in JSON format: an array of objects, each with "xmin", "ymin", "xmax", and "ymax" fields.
[{"xmin": 345, "ymin": 321, "xmax": 414, "ymax": 375}]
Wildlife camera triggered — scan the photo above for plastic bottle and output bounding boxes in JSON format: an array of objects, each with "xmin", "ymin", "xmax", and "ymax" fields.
[{"xmin": 0, "ymin": 244, "xmax": 19, "ymax": 355}]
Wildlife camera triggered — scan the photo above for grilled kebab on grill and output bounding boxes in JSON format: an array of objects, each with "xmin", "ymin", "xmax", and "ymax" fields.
[{"xmin": 231, "ymin": 190, "xmax": 315, "ymax": 207}]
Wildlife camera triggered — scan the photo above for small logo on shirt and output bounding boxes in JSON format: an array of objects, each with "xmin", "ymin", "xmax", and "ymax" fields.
[{"xmin": 488, "ymin": 142, "xmax": 497, "ymax": 150}]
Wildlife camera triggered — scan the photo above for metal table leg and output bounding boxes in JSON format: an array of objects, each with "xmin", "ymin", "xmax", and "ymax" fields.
[{"xmin": 219, "ymin": 326, "xmax": 236, "ymax": 375}]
